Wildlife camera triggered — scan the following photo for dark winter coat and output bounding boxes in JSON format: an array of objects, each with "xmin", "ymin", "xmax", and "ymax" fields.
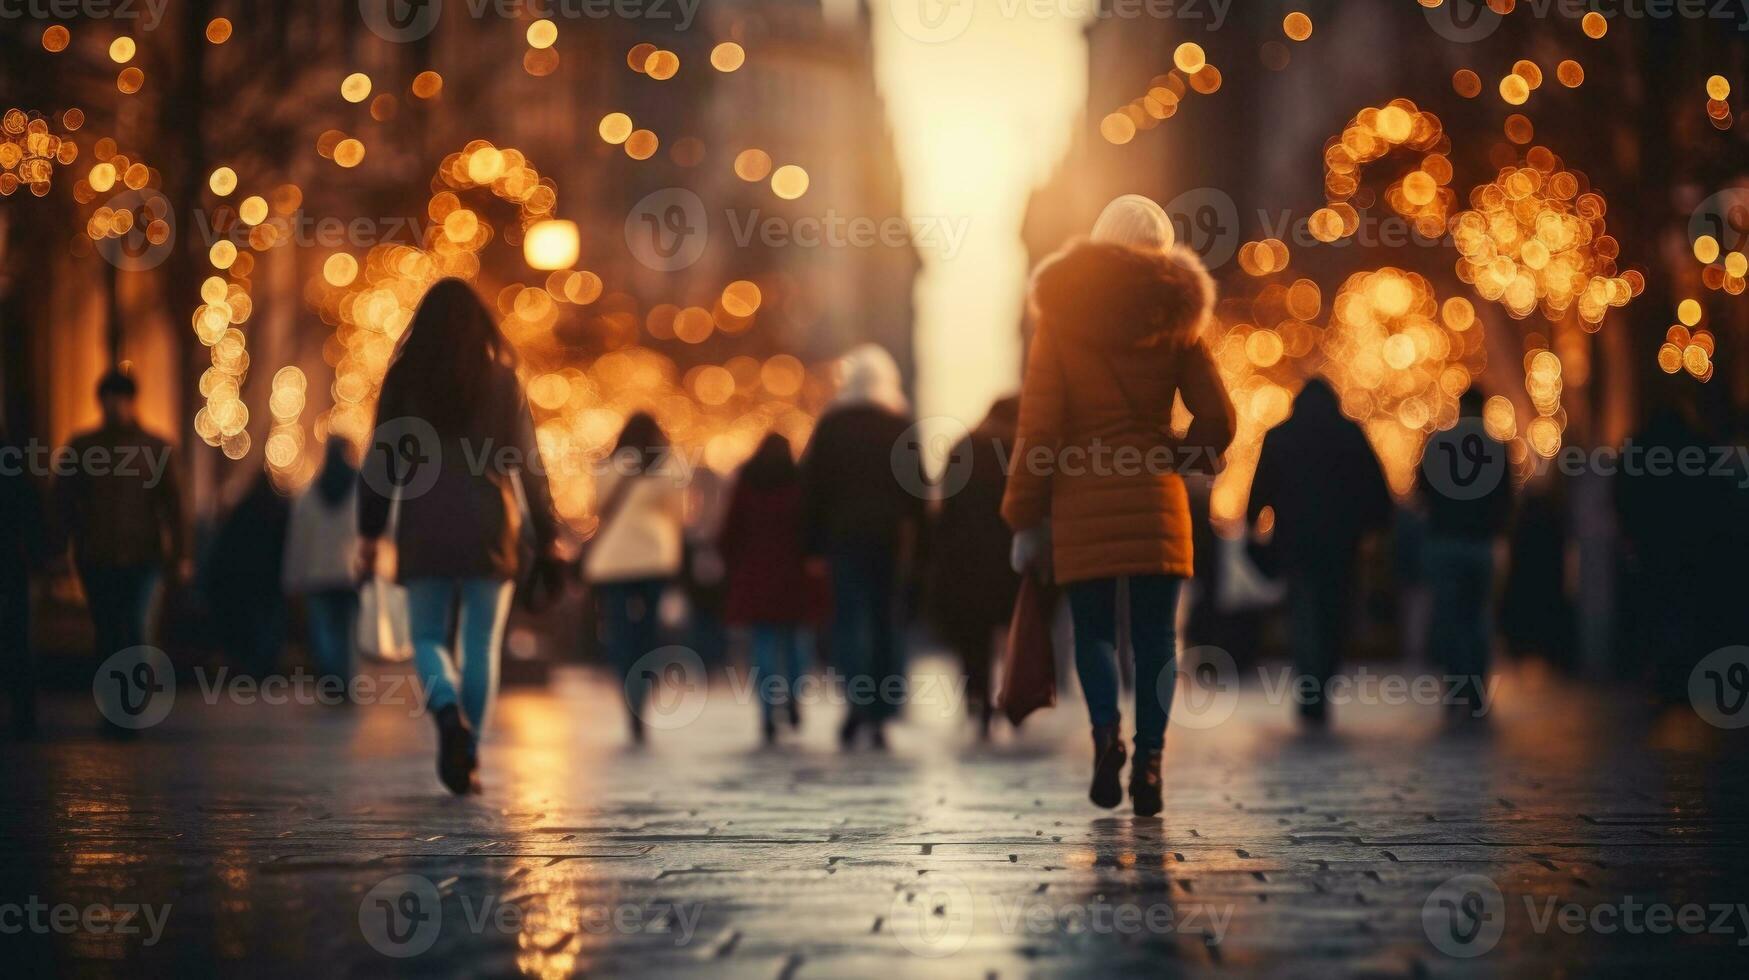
[{"xmin": 358, "ymin": 358, "xmax": 558, "ymax": 582}]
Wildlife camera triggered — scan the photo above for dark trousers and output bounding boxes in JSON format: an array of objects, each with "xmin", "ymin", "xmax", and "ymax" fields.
[
  {"xmin": 1, "ymin": 578, "xmax": 32, "ymax": 735},
  {"xmin": 1066, "ymin": 575, "xmax": 1184, "ymax": 750},
  {"xmin": 304, "ymin": 589, "xmax": 359, "ymax": 684},
  {"xmin": 830, "ymin": 552, "xmax": 903, "ymax": 724},
  {"xmin": 598, "ymin": 579, "xmax": 668, "ymax": 720},
  {"xmin": 1425, "ymin": 537, "xmax": 1494, "ymax": 712},
  {"xmin": 79, "ymin": 564, "xmax": 160, "ymax": 662},
  {"xmin": 1287, "ymin": 565, "xmax": 1356, "ymax": 719}
]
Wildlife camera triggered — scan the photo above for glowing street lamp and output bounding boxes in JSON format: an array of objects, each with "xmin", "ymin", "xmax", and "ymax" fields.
[{"xmin": 524, "ymin": 219, "xmax": 579, "ymax": 270}]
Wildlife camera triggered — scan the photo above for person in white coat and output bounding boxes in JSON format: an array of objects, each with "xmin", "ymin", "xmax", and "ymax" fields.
[
  {"xmin": 587, "ymin": 412, "xmax": 687, "ymax": 743},
  {"xmin": 283, "ymin": 438, "xmax": 362, "ymax": 686}
]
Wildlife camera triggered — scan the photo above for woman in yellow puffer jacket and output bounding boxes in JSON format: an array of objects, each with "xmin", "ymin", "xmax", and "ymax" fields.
[{"xmin": 1003, "ymin": 195, "xmax": 1236, "ymax": 817}]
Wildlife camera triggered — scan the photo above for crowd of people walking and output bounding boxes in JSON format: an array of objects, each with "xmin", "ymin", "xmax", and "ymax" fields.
[{"xmin": 12, "ymin": 192, "xmax": 1721, "ymax": 817}]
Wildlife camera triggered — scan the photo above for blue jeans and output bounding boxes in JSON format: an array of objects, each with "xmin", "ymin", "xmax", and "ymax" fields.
[
  {"xmin": 749, "ymin": 624, "xmax": 802, "ymax": 722},
  {"xmin": 304, "ymin": 589, "xmax": 359, "ymax": 683},
  {"xmin": 404, "ymin": 578, "xmax": 513, "ymax": 745},
  {"xmin": 598, "ymin": 579, "xmax": 667, "ymax": 718},
  {"xmin": 1067, "ymin": 575, "xmax": 1183, "ymax": 750},
  {"xmin": 1424, "ymin": 537, "xmax": 1494, "ymax": 708},
  {"xmin": 830, "ymin": 554, "xmax": 902, "ymax": 724}
]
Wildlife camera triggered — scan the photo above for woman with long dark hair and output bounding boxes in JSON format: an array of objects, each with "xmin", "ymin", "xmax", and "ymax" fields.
[
  {"xmin": 584, "ymin": 412, "xmax": 686, "ymax": 744},
  {"xmin": 719, "ymin": 433, "xmax": 818, "ymax": 744},
  {"xmin": 358, "ymin": 278, "xmax": 562, "ymax": 795}
]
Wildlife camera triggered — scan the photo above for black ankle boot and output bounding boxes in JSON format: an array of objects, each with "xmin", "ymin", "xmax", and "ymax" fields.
[
  {"xmin": 1130, "ymin": 747, "xmax": 1164, "ymax": 817},
  {"xmin": 1089, "ymin": 725, "xmax": 1127, "ymax": 809},
  {"xmin": 433, "ymin": 705, "xmax": 474, "ymax": 796}
]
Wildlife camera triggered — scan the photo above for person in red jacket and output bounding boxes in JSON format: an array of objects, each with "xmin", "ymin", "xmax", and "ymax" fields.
[{"xmin": 719, "ymin": 433, "xmax": 819, "ymax": 744}]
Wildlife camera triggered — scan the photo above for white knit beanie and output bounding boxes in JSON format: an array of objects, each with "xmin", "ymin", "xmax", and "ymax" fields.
[{"xmin": 1090, "ymin": 194, "xmax": 1176, "ymax": 252}]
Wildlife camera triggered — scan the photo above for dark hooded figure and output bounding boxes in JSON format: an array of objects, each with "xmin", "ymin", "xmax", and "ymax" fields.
[
  {"xmin": 800, "ymin": 344, "xmax": 926, "ymax": 751},
  {"xmin": 928, "ymin": 395, "xmax": 1022, "ymax": 739},
  {"xmin": 202, "ymin": 472, "xmax": 292, "ymax": 677},
  {"xmin": 1247, "ymin": 377, "xmax": 1393, "ymax": 725},
  {"xmin": 1416, "ymin": 389, "xmax": 1514, "ymax": 717}
]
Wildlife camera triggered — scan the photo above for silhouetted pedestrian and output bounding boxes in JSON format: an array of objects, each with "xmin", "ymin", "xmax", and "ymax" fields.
[
  {"xmin": 202, "ymin": 472, "xmax": 290, "ymax": 677},
  {"xmin": 358, "ymin": 278, "xmax": 563, "ymax": 795},
  {"xmin": 1416, "ymin": 389, "xmax": 1514, "ymax": 717},
  {"xmin": 585, "ymin": 412, "xmax": 686, "ymax": 745},
  {"xmin": 1005, "ymin": 195, "xmax": 1236, "ymax": 817},
  {"xmin": 56, "ymin": 370, "xmax": 183, "ymax": 733},
  {"xmin": 928, "ymin": 396, "xmax": 1022, "ymax": 740},
  {"xmin": 284, "ymin": 438, "xmax": 361, "ymax": 688},
  {"xmin": 719, "ymin": 433, "xmax": 820, "ymax": 744},
  {"xmin": 1, "ymin": 427, "xmax": 46, "ymax": 738},
  {"xmin": 1248, "ymin": 377, "xmax": 1392, "ymax": 726},
  {"xmin": 801, "ymin": 344, "xmax": 926, "ymax": 750}
]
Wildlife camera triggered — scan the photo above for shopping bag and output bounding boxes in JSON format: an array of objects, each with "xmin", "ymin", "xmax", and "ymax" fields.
[
  {"xmin": 358, "ymin": 577, "xmax": 412, "ymax": 663},
  {"xmin": 997, "ymin": 575, "xmax": 1059, "ymax": 726}
]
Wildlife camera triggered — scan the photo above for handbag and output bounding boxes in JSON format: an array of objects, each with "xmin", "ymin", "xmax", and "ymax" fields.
[{"xmin": 997, "ymin": 574, "xmax": 1059, "ymax": 726}]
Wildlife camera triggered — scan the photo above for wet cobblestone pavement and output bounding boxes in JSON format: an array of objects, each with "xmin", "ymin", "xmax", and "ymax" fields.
[{"xmin": 2, "ymin": 658, "xmax": 1746, "ymax": 978}]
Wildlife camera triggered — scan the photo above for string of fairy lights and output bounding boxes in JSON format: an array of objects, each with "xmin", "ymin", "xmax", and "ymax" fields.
[
  {"xmin": 4, "ymin": 5, "xmax": 1744, "ymax": 529},
  {"xmin": 1094, "ymin": 3, "xmax": 1744, "ymax": 524}
]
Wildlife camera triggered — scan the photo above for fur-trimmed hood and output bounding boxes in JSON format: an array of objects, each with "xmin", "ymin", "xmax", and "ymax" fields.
[{"xmin": 1029, "ymin": 239, "xmax": 1215, "ymax": 348}]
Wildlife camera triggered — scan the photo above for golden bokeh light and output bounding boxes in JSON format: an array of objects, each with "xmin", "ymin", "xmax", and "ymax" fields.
[
  {"xmin": 209, "ymin": 166, "xmax": 237, "ymax": 196},
  {"xmin": 117, "ymin": 67, "xmax": 145, "ymax": 95},
  {"xmin": 711, "ymin": 42, "xmax": 746, "ymax": 72},
  {"xmin": 109, "ymin": 36, "xmax": 136, "ymax": 64},
  {"xmin": 1556, "ymin": 59, "xmax": 1584, "ymax": 87},
  {"xmin": 412, "ymin": 71, "xmax": 444, "ymax": 99},
  {"xmin": 1283, "ymin": 12, "xmax": 1313, "ymax": 41},
  {"xmin": 341, "ymin": 73, "xmax": 373, "ymax": 104},
  {"xmin": 624, "ymin": 129, "xmax": 659, "ymax": 160},
  {"xmin": 42, "ymin": 25, "xmax": 70, "ymax": 52},
  {"xmin": 598, "ymin": 112, "xmax": 633, "ymax": 144},
  {"xmin": 734, "ymin": 148, "xmax": 773, "ymax": 181},
  {"xmin": 527, "ymin": 19, "xmax": 558, "ymax": 49},
  {"xmin": 1174, "ymin": 43, "xmax": 1206, "ymax": 74},
  {"xmin": 771, "ymin": 164, "xmax": 810, "ymax": 200},
  {"xmin": 1582, "ymin": 11, "xmax": 1608, "ymax": 37},
  {"xmin": 206, "ymin": 18, "xmax": 232, "ymax": 44},
  {"xmin": 239, "ymin": 195, "xmax": 268, "ymax": 226}
]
